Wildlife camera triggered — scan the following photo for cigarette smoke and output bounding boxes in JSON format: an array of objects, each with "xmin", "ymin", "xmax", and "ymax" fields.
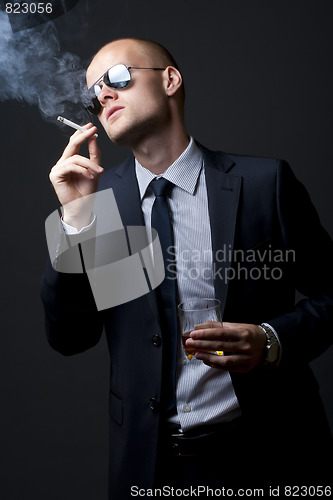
[{"xmin": 0, "ymin": 10, "xmax": 91, "ymax": 123}]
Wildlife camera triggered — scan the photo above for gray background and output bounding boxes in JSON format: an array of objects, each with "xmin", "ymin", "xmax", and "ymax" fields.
[{"xmin": 1, "ymin": 0, "xmax": 332, "ymax": 498}]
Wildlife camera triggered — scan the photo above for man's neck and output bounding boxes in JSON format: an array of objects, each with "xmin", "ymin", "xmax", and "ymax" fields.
[{"xmin": 132, "ymin": 126, "xmax": 190, "ymax": 175}]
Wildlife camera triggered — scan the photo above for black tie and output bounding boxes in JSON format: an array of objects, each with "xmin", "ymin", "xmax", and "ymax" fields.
[{"xmin": 150, "ymin": 177, "xmax": 177, "ymax": 411}]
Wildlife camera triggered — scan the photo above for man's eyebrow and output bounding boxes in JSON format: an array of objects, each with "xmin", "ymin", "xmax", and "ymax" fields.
[
  {"xmin": 88, "ymin": 64, "xmax": 121, "ymax": 89},
  {"xmin": 91, "ymin": 72, "xmax": 106, "ymax": 87},
  {"xmin": 87, "ymin": 72, "xmax": 104, "ymax": 90}
]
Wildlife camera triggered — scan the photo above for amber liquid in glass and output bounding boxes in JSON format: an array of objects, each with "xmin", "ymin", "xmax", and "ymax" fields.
[{"xmin": 181, "ymin": 331, "xmax": 196, "ymax": 360}]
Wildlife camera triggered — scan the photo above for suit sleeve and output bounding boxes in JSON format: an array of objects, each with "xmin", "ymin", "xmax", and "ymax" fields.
[
  {"xmin": 266, "ymin": 160, "xmax": 333, "ymax": 363},
  {"xmin": 40, "ymin": 256, "xmax": 104, "ymax": 355}
]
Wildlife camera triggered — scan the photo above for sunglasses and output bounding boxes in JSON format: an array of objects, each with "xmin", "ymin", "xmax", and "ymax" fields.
[{"xmin": 86, "ymin": 63, "xmax": 165, "ymax": 115}]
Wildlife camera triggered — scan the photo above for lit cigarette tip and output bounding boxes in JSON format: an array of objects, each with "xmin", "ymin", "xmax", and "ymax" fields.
[{"xmin": 57, "ymin": 115, "xmax": 98, "ymax": 138}]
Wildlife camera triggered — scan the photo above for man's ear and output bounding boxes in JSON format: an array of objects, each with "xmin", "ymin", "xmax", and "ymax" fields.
[{"xmin": 163, "ymin": 66, "xmax": 183, "ymax": 96}]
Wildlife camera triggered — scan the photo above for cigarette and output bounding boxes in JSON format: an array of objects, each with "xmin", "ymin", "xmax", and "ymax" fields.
[{"xmin": 57, "ymin": 116, "xmax": 98, "ymax": 138}]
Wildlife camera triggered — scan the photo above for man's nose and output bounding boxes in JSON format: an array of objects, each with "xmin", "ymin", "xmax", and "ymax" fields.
[{"xmin": 98, "ymin": 82, "xmax": 119, "ymax": 103}]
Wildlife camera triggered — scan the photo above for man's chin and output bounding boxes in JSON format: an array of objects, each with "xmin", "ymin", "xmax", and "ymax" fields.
[
  {"xmin": 105, "ymin": 117, "xmax": 157, "ymax": 148},
  {"xmin": 105, "ymin": 126, "xmax": 127, "ymax": 146},
  {"xmin": 106, "ymin": 131, "xmax": 131, "ymax": 147},
  {"xmin": 106, "ymin": 125, "xmax": 142, "ymax": 148}
]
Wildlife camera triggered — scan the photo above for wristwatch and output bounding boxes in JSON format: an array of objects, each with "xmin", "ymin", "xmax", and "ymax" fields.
[{"xmin": 258, "ymin": 323, "xmax": 281, "ymax": 367}]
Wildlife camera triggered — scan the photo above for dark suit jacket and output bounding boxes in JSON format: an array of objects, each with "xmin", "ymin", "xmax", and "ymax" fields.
[{"xmin": 41, "ymin": 143, "xmax": 333, "ymax": 496}]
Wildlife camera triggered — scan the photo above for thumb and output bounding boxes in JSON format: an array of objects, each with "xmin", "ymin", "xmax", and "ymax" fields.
[{"xmin": 88, "ymin": 136, "xmax": 101, "ymax": 165}]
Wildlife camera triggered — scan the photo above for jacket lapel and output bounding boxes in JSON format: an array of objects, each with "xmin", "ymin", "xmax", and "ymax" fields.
[
  {"xmin": 199, "ymin": 144, "xmax": 242, "ymax": 317},
  {"xmin": 105, "ymin": 156, "xmax": 160, "ymax": 322},
  {"xmin": 106, "ymin": 156, "xmax": 145, "ymax": 227}
]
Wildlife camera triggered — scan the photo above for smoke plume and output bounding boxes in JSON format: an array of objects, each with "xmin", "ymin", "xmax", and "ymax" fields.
[{"xmin": 0, "ymin": 10, "xmax": 91, "ymax": 124}]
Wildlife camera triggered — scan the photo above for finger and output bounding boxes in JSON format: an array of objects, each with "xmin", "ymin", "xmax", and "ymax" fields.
[
  {"xmin": 195, "ymin": 351, "xmax": 249, "ymax": 373},
  {"xmin": 186, "ymin": 338, "xmax": 240, "ymax": 353},
  {"xmin": 56, "ymin": 155, "xmax": 103, "ymax": 174},
  {"xmin": 59, "ymin": 124, "xmax": 98, "ymax": 161},
  {"xmin": 186, "ymin": 337, "xmax": 219, "ymax": 351},
  {"xmin": 50, "ymin": 162, "xmax": 97, "ymax": 183},
  {"xmin": 190, "ymin": 327, "xmax": 222, "ymax": 340},
  {"xmin": 88, "ymin": 136, "xmax": 102, "ymax": 166},
  {"xmin": 194, "ymin": 320, "xmax": 221, "ymax": 330},
  {"xmin": 192, "ymin": 325, "xmax": 247, "ymax": 343}
]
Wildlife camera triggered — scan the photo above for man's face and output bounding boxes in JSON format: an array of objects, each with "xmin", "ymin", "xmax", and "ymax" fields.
[{"xmin": 86, "ymin": 40, "xmax": 169, "ymax": 147}]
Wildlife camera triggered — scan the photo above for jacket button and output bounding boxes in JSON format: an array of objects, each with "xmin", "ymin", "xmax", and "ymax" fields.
[
  {"xmin": 149, "ymin": 397, "xmax": 160, "ymax": 412},
  {"xmin": 152, "ymin": 334, "xmax": 162, "ymax": 347}
]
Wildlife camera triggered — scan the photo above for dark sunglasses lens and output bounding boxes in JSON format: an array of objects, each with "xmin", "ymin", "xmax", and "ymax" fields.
[
  {"xmin": 107, "ymin": 64, "xmax": 131, "ymax": 89},
  {"xmin": 86, "ymin": 97, "xmax": 101, "ymax": 115},
  {"xmin": 86, "ymin": 64, "xmax": 130, "ymax": 113}
]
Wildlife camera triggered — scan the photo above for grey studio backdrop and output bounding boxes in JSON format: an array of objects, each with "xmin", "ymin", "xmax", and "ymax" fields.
[{"xmin": 1, "ymin": 0, "xmax": 332, "ymax": 498}]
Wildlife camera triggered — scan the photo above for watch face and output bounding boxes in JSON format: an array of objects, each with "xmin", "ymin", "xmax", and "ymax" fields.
[{"xmin": 267, "ymin": 343, "xmax": 279, "ymax": 363}]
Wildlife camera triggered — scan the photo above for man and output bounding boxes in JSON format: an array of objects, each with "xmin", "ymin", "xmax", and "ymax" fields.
[{"xmin": 41, "ymin": 38, "xmax": 333, "ymax": 496}]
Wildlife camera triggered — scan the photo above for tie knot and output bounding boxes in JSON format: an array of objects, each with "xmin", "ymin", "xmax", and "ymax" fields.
[{"xmin": 150, "ymin": 177, "xmax": 173, "ymax": 198}]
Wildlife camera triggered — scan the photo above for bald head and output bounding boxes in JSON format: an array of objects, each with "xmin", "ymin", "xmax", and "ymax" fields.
[
  {"xmin": 89, "ymin": 38, "xmax": 185, "ymax": 103},
  {"xmin": 98, "ymin": 38, "xmax": 180, "ymax": 69}
]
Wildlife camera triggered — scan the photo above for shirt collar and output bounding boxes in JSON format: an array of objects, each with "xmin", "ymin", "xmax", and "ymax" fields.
[{"xmin": 135, "ymin": 136, "xmax": 203, "ymax": 200}]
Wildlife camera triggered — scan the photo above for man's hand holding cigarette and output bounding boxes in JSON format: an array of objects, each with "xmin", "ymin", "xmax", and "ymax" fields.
[{"xmin": 49, "ymin": 123, "xmax": 103, "ymax": 231}]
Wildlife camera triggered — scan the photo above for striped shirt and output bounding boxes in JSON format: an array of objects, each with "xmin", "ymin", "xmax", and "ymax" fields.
[{"xmin": 135, "ymin": 137, "xmax": 241, "ymax": 432}]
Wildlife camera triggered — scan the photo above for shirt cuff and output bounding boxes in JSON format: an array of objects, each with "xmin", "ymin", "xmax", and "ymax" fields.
[{"xmin": 61, "ymin": 214, "xmax": 96, "ymax": 234}]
